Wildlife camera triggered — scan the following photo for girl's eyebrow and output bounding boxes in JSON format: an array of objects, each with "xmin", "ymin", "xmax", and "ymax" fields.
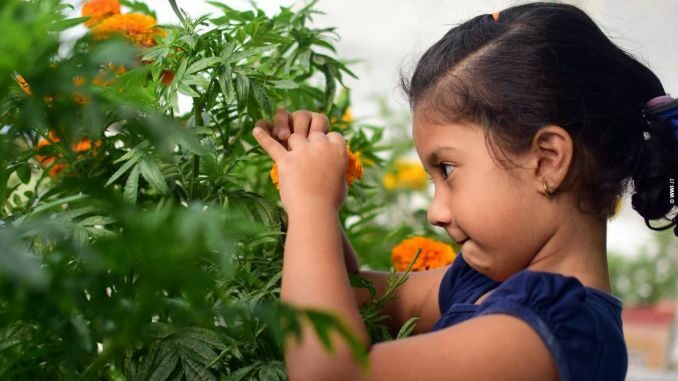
[{"xmin": 426, "ymin": 146, "xmax": 458, "ymax": 164}]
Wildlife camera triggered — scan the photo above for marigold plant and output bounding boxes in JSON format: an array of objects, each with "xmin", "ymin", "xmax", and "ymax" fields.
[{"xmin": 0, "ymin": 0, "xmax": 400, "ymax": 379}]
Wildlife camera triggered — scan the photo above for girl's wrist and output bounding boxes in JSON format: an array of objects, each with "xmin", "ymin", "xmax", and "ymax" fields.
[{"xmin": 285, "ymin": 201, "xmax": 339, "ymax": 220}]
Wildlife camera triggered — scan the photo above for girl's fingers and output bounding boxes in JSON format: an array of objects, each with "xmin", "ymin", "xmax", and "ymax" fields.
[
  {"xmin": 255, "ymin": 119, "xmax": 273, "ymax": 135},
  {"xmin": 308, "ymin": 130, "xmax": 327, "ymax": 143},
  {"xmin": 310, "ymin": 112, "xmax": 330, "ymax": 134},
  {"xmin": 287, "ymin": 132, "xmax": 307, "ymax": 151},
  {"xmin": 327, "ymin": 131, "xmax": 346, "ymax": 146},
  {"xmin": 291, "ymin": 110, "xmax": 313, "ymax": 137},
  {"xmin": 273, "ymin": 108, "xmax": 291, "ymax": 140},
  {"xmin": 252, "ymin": 125, "xmax": 287, "ymax": 161}
]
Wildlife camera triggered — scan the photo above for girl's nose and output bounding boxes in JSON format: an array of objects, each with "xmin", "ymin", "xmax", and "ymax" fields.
[{"xmin": 427, "ymin": 189, "xmax": 452, "ymax": 227}]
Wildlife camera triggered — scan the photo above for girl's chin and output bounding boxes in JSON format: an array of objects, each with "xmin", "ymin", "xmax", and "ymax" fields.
[{"xmin": 461, "ymin": 246, "xmax": 493, "ymax": 277}]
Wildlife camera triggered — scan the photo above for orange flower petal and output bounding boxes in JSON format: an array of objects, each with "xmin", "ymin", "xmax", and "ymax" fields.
[
  {"xmin": 82, "ymin": 0, "xmax": 121, "ymax": 27},
  {"xmin": 391, "ymin": 236, "xmax": 456, "ymax": 272}
]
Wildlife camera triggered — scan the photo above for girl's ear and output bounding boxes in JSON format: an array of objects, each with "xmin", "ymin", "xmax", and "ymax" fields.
[{"xmin": 528, "ymin": 125, "xmax": 574, "ymax": 195}]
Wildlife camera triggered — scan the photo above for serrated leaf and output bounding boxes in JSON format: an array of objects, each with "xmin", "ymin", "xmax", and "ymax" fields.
[
  {"xmin": 181, "ymin": 355, "xmax": 218, "ymax": 381},
  {"xmin": 140, "ymin": 159, "xmax": 169, "ymax": 194},
  {"xmin": 79, "ymin": 215, "xmax": 116, "ymax": 226},
  {"xmin": 124, "ymin": 164, "xmax": 141, "ymax": 203},
  {"xmin": 271, "ymin": 79, "xmax": 298, "ymax": 89},
  {"xmin": 186, "ymin": 57, "xmax": 223, "ymax": 74},
  {"xmin": 235, "ymin": 73, "xmax": 250, "ymax": 104},
  {"xmin": 175, "ymin": 336, "xmax": 217, "ymax": 364},
  {"xmin": 106, "ymin": 152, "xmax": 142, "ymax": 187},
  {"xmin": 142, "ymin": 45, "xmax": 170, "ymax": 61},
  {"xmin": 148, "ymin": 323, "xmax": 175, "ymax": 339},
  {"xmin": 252, "ymin": 83, "xmax": 272, "ymax": 119},
  {"xmin": 225, "ymin": 365, "xmax": 255, "ymax": 381},
  {"xmin": 148, "ymin": 351, "xmax": 179, "ymax": 381},
  {"xmin": 226, "ymin": 45, "xmax": 276, "ymax": 64}
]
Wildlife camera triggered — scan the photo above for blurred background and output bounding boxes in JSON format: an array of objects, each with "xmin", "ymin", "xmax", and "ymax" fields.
[{"xmin": 59, "ymin": 1, "xmax": 678, "ymax": 378}]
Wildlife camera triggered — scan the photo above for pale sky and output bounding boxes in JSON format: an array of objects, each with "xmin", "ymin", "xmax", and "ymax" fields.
[{"xmin": 64, "ymin": 0, "xmax": 678, "ymax": 258}]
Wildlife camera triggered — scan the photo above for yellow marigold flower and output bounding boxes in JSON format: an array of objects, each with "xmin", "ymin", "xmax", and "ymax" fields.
[
  {"xmin": 15, "ymin": 74, "xmax": 32, "ymax": 95},
  {"xmin": 330, "ymin": 107, "xmax": 353, "ymax": 127},
  {"xmin": 383, "ymin": 159, "xmax": 428, "ymax": 191},
  {"xmin": 269, "ymin": 143, "xmax": 363, "ymax": 191},
  {"xmin": 91, "ymin": 13, "xmax": 164, "ymax": 47},
  {"xmin": 391, "ymin": 236, "xmax": 456, "ymax": 272},
  {"xmin": 82, "ymin": 0, "xmax": 121, "ymax": 27}
]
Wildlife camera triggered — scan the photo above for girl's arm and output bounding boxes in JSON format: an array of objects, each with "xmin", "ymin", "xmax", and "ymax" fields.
[
  {"xmin": 340, "ymin": 226, "xmax": 360, "ymax": 275},
  {"xmin": 341, "ymin": 226, "xmax": 448, "ymax": 336},
  {"xmin": 281, "ymin": 205, "xmax": 372, "ymax": 381}
]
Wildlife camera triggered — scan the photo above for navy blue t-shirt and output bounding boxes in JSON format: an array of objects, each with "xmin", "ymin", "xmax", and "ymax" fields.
[{"xmin": 432, "ymin": 252, "xmax": 627, "ymax": 381}]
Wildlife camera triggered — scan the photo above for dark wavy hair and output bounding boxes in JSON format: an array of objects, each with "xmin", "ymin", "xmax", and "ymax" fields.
[{"xmin": 399, "ymin": 1, "xmax": 678, "ymax": 236}]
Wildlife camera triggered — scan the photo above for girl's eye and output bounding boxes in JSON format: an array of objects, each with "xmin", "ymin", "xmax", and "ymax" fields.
[{"xmin": 437, "ymin": 163, "xmax": 455, "ymax": 179}]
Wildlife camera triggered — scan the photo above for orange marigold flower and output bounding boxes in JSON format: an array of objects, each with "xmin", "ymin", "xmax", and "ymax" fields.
[
  {"xmin": 15, "ymin": 74, "xmax": 32, "ymax": 95},
  {"xmin": 90, "ymin": 13, "xmax": 164, "ymax": 47},
  {"xmin": 383, "ymin": 159, "xmax": 428, "ymax": 191},
  {"xmin": 82, "ymin": 0, "xmax": 121, "ymax": 27},
  {"xmin": 391, "ymin": 236, "xmax": 456, "ymax": 272},
  {"xmin": 93, "ymin": 63, "xmax": 127, "ymax": 87},
  {"xmin": 34, "ymin": 131, "xmax": 103, "ymax": 178},
  {"xmin": 72, "ymin": 76, "xmax": 90, "ymax": 105},
  {"xmin": 160, "ymin": 70, "xmax": 175, "ymax": 86},
  {"xmin": 269, "ymin": 143, "xmax": 363, "ymax": 191}
]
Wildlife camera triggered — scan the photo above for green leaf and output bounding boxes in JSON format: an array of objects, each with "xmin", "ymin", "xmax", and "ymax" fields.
[
  {"xmin": 225, "ymin": 365, "xmax": 255, "ymax": 381},
  {"xmin": 396, "ymin": 317, "xmax": 420, "ymax": 339},
  {"xmin": 15, "ymin": 163, "xmax": 31, "ymax": 184},
  {"xmin": 226, "ymin": 46, "xmax": 277, "ymax": 64},
  {"xmin": 235, "ymin": 73, "xmax": 250, "ymax": 105},
  {"xmin": 124, "ymin": 164, "xmax": 141, "ymax": 203},
  {"xmin": 186, "ymin": 57, "xmax": 223, "ymax": 74},
  {"xmin": 140, "ymin": 159, "xmax": 169, "ymax": 194},
  {"xmin": 79, "ymin": 216, "xmax": 116, "ymax": 227},
  {"xmin": 271, "ymin": 79, "xmax": 298, "ymax": 90},
  {"xmin": 48, "ymin": 17, "xmax": 88, "ymax": 31},
  {"xmin": 106, "ymin": 151, "xmax": 143, "ymax": 187},
  {"xmin": 348, "ymin": 274, "xmax": 377, "ymax": 299},
  {"xmin": 142, "ymin": 45, "xmax": 170, "ymax": 62},
  {"xmin": 148, "ymin": 351, "xmax": 179, "ymax": 381},
  {"xmin": 252, "ymin": 82, "xmax": 272, "ymax": 120},
  {"xmin": 218, "ymin": 64, "xmax": 235, "ymax": 103}
]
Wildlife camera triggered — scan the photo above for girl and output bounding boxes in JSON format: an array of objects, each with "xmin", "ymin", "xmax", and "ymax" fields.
[{"xmin": 252, "ymin": 2, "xmax": 678, "ymax": 380}]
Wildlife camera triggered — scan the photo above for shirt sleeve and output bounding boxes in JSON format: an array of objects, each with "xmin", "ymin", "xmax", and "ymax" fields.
[
  {"xmin": 438, "ymin": 253, "xmax": 501, "ymax": 313},
  {"xmin": 474, "ymin": 271, "xmax": 601, "ymax": 381}
]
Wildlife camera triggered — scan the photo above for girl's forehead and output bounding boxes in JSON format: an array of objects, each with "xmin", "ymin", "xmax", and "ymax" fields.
[{"xmin": 412, "ymin": 114, "xmax": 480, "ymax": 147}]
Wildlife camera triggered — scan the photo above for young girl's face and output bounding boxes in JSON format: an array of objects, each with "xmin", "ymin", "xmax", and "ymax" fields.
[{"xmin": 412, "ymin": 112, "xmax": 557, "ymax": 281}]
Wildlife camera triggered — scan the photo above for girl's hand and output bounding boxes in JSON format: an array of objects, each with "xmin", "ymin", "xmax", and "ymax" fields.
[
  {"xmin": 254, "ymin": 108, "xmax": 330, "ymax": 148},
  {"xmin": 252, "ymin": 114, "xmax": 348, "ymax": 214}
]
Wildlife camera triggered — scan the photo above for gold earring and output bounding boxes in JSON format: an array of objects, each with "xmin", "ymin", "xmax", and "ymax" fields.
[{"xmin": 543, "ymin": 180, "xmax": 553, "ymax": 198}]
